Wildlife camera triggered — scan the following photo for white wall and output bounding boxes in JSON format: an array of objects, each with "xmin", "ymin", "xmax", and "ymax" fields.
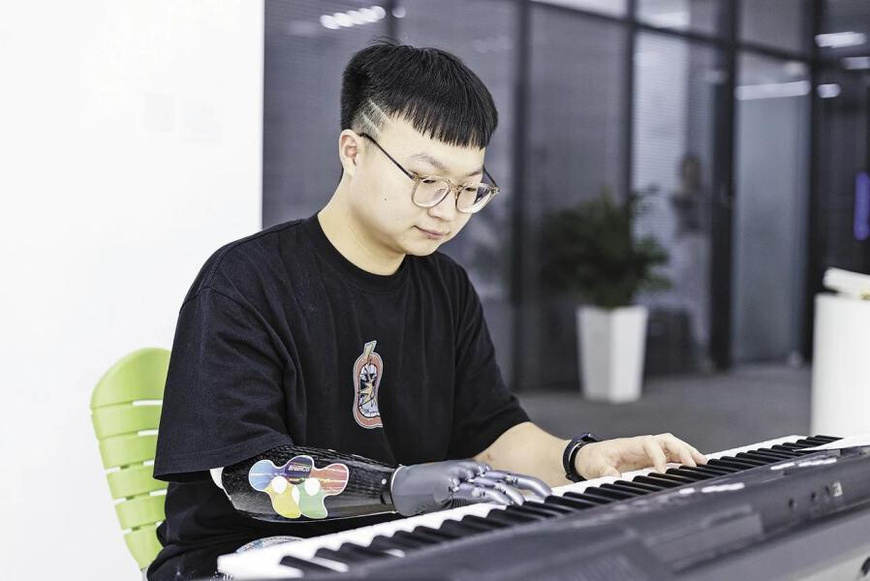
[{"xmin": 0, "ymin": 2, "xmax": 263, "ymax": 578}]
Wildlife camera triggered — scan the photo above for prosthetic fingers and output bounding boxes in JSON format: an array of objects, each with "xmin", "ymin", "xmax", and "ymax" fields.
[{"xmin": 390, "ymin": 460, "xmax": 552, "ymax": 516}]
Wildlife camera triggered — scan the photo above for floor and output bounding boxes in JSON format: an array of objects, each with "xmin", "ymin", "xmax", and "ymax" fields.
[{"xmin": 518, "ymin": 364, "xmax": 813, "ymax": 455}]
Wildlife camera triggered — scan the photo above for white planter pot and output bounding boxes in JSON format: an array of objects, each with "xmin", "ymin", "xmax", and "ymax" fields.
[{"xmin": 577, "ymin": 305, "xmax": 649, "ymax": 403}]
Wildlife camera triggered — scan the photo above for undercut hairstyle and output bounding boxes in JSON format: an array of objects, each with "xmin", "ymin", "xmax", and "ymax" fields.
[{"xmin": 341, "ymin": 40, "xmax": 498, "ymax": 149}]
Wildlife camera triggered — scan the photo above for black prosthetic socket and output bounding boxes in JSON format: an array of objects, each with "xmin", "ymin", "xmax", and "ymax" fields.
[{"xmin": 221, "ymin": 445, "xmax": 397, "ymax": 522}]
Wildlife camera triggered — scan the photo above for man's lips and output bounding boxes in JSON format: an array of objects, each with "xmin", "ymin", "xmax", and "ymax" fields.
[{"xmin": 416, "ymin": 226, "xmax": 449, "ymax": 238}]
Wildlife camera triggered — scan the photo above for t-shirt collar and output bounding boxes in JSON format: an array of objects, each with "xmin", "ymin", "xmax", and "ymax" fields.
[{"xmin": 303, "ymin": 214, "xmax": 409, "ymax": 292}]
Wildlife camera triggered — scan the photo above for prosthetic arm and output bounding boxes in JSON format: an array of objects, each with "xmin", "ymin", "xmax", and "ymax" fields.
[{"xmin": 213, "ymin": 445, "xmax": 551, "ymax": 522}]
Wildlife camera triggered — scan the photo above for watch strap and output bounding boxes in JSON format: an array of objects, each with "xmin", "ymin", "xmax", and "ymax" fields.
[{"xmin": 562, "ymin": 433, "xmax": 601, "ymax": 482}]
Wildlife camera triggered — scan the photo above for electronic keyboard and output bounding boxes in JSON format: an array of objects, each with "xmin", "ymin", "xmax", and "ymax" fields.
[{"xmin": 217, "ymin": 435, "xmax": 870, "ymax": 580}]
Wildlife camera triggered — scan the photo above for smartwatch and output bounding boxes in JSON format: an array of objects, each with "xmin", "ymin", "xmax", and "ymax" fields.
[{"xmin": 562, "ymin": 432, "xmax": 601, "ymax": 482}]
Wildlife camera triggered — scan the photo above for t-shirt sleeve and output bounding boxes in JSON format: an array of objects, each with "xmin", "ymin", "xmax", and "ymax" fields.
[
  {"xmin": 447, "ymin": 270, "xmax": 529, "ymax": 459},
  {"xmin": 153, "ymin": 286, "xmax": 293, "ymax": 482}
]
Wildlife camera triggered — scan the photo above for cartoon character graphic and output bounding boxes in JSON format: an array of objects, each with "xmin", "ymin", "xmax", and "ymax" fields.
[
  {"xmin": 248, "ymin": 455, "xmax": 349, "ymax": 519},
  {"xmin": 352, "ymin": 340, "xmax": 383, "ymax": 429}
]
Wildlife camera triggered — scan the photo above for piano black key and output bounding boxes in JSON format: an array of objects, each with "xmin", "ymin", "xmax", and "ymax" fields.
[
  {"xmin": 599, "ymin": 482, "xmax": 646, "ymax": 496},
  {"xmin": 545, "ymin": 494, "xmax": 599, "ymax": 510},
  {"xmin": 368, "ymin": 535, "xmax": 402, "ymax": 552},
  {"xmin": 279, "ymin": 554, "xmax": 339, "ymax": 573},
  {"xmin": 721, "ymin": 455, "xmax": 768, "ymax": 467},
  {"xmin": 393, "ymin": 530, "xmax": 442, "ymax": 545},
  {"xmin": 564, "ymin": 491, "xmax": 614, "ymax": 504},
  {"xmin": 646, "ymin": 472, "xmax": 697, "ymax": 485},
  {"xmin": 616, "ymin": 479, "xmax": 664, "ymax": 493},
  {"xmin": 460, "ymin": 514, "xmax": 510, "ymax": 530},
  {"xmin": 371, "ymin": 531, "xmax": 437, "ymax": 551},
  {"xmin": 803, "ymin": 436, "xmax": 839, "ymax": 446},
  {"xmin": 754, "ymin": 447, "xmax": 800, "ymax": 459},
  {"xmin": 775, "ymin": 442, "xmax": 814, "ymax": 453},
  {"xmin": 810, "ymin": 435, "xmax": 840, "ymax": 442},
  {"xmin": 337, "ymin": 542, "xmax": 396, "ymax": 559},
  {"xmin": 665, "ymin": 468, "xmax": 714, "ymax": 481},
  {"xmin": 438, "ymin": 519, "xmax": 490, "ymax": 538},
  {"xmin": 684, "ymin": 464, "xmax": 736, "ymax": 476},
  {"xmin": 314, "ymin": 547, "xmax": 372, "ymax": 564},
  {"xmin": 755, "ymin": 450, "xmax": 800, "ymax": 461},
  {"xmin": 708, "ymin": 457, "xmax": 762, "ymax": 470},
  {"xmin": 633, "ymin": 475, "xmax": 682, "ymax": 489},
  {"xmin": 368, "ymin": 534, "xmax": 421, "ymax": 552},
  {"xmin": 520, "ymin": 500, "xmax": 576, "ymax": 515},
  {"xmin": 793, "ymin": 437, "xmax": 827, "ymax": 447},
  {"xmin": 736, "ymin": 451, "xmax": 783, "ymax": 464},
  {"xmin": 486, "ymin": 508, "xmax": 542, "ymax": 525},
  {"xmin": 503, "ymin": 504, "xmax": 558, "ymax": 520},
  {"xmin": 409, "ymin": 526, "xmax": 460, "ymax": 542},
  {"xmin": 699, "ymin": 464, "xmax": 742, "ymax": 475},
  {"xmin": 759, "ymin": 446, "xmax": 803, "ymax": 457},
  {"xmin": 581, "ymin": 487, "xmax": 636, "ymax": 501},
  {"xmin": 748, "ymin": 448, "xmax": 797, "ymax": 460}
]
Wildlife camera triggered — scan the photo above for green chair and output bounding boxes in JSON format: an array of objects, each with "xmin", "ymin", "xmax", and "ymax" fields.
[{"xmin": 90, "ymin": 347, "xmax": 170, "ymax": 570}]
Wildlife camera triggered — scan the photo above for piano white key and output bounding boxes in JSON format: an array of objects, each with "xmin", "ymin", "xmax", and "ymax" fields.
[
  {"xmin": 307, "ymin": 556, "xmax": 348, "ymax": 572},
  {"xmin": 217, "ymin": 435, "xmax": 807, "ymax": 579}
]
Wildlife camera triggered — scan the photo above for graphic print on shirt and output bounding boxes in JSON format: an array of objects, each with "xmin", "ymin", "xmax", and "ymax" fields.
[
  {"xmin": 248, "ymin": 455, "xmax": 349, "ymax": 519},
  {"xmin": 352, "ymin": 340, "xmax": 384, "ymax": 429}
]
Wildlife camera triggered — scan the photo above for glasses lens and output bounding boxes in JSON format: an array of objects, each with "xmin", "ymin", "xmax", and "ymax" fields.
[
  {"xmin": 413, "ymin": 177, "xmax": 451, "ymax": 207},
  {"xmin": 457, "ymin": 184, "xmax": 495, "ymax": 213}
]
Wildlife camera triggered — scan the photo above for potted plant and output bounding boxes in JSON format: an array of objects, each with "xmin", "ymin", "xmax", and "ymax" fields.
[{"xmin": 541, "ymin": 188, "xmax": 670, "ymax": 402}]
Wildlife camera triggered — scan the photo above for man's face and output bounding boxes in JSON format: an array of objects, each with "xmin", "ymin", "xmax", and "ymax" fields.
[{"xmin": 346, "ymin": 116, "xmax": 486, "ymax": 257}]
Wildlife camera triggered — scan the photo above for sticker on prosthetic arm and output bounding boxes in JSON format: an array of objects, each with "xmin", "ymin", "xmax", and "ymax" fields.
[{"xmin": 249, "ymin": 455, "xmax": 349, "ymax": 519}]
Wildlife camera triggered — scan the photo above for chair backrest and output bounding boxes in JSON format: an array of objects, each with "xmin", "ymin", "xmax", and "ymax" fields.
[{"xmin": 90, "ymin": 347, "xmax": 170, "ymax": 570}]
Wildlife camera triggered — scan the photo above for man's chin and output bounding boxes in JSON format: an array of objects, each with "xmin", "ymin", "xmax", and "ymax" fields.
[{"xmin": 401, "ymin": 239, "xmax": 443, "ymax": 257}]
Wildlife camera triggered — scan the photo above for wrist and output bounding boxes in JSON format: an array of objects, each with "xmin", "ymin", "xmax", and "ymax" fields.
[
  {"xmin": 572, "ymin": 442, "xmax": 595, "ymax": 480},
  {"xmin": 562, "ymin": 433, "xmax": 601, "ymax": 482},
  {"xmin": 382, "ymin": 466, "xmax": 400, "ymax": 508}
]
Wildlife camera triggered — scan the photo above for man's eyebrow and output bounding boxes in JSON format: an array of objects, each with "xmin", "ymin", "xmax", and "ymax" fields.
[{"xmin": 407, "ymin": 152, "xmax": 484, "ymax": 179}]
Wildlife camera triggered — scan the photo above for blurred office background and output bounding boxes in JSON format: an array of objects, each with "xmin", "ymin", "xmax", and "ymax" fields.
[
  {"xmin": 2, "ymin": 1, "xmax": 869, "ymax": 579},
  {"xmin": 263, "ymin": 0, "xmax": 869, "ymax": 387}
]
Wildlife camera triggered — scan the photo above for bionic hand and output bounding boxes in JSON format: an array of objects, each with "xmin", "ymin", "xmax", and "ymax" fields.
[
  {"xmin": 215, "ymin": 446, "xmax": 551, "ymax": 522},
  {"xmin": 390, "ymin": 460, "xmax": 551, "ymax": 516}
]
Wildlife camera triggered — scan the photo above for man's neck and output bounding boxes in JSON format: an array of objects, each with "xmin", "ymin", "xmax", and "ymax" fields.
[{"xmin": 317, "ymin": 198, "xmax": 405, "ymax": 276}]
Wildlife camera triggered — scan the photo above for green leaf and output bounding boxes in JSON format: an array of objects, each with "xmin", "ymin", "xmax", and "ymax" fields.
[{"xmin": 540, "ymin": 187, "xmax": 671, "ymax": 308}]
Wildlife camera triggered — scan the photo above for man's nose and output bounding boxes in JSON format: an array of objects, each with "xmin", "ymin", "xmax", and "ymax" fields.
[{"xmin": 427, "ymin": 187, "xmax": 459, "ymax": 221}]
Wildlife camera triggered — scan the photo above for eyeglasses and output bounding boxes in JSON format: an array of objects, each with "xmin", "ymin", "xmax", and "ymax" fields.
[{"xmin": 359, "ymin": 133, "xmax": 500, "ymax": 214}]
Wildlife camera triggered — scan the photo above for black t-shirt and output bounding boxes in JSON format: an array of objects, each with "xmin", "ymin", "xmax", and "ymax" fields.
[{"xmin": 147, "ymin": 216, "xmax": 529, "ymax": 580}]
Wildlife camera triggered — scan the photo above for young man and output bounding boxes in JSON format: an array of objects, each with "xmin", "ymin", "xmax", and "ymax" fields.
[{"xmin": 148, "ymin": 41, "xmax": 706, "ymax": 581}]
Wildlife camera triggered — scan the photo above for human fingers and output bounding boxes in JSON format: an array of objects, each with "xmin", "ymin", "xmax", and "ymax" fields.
[
  {"xmin": 688, "ymin": 444, "xmax": 707, "ymax": 464},
  {"xmin": 661, "ymin": 434, "xmax": 707, "ymax": 465},
  {"xmin": 597, "ymin": 465, "xmax": 621, "ymax": 478},
  {"xmin": 642, "ymin": 436, "xmax": 668, "ymax": 473},
  {"xmin": 657, "ymin": 433, "xmax": 697, "ymax": 468}
]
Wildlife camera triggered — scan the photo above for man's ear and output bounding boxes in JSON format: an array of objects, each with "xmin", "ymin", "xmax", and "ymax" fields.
[{"xmin": 338, "ymin": 130, "xmax": 362, "ymax": 178}]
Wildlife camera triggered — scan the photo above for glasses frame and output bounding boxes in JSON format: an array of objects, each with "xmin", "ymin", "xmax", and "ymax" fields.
[{"xmin": 359, "ymin": 133, "xmax": 500, "ymax": 214}]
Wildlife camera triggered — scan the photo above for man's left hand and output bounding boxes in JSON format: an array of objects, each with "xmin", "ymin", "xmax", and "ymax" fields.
[{"xmin": 575, "ymin": 433, "xmax": 707, "ymax": 479}]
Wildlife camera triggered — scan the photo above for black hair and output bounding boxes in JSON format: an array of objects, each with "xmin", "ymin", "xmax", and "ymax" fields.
[{"xmin": 341, "ymin": 40, "xmax": 498, "ymax": 149}]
